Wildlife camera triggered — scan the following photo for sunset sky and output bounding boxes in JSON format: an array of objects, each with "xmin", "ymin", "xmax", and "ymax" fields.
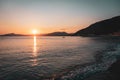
[{"xmin": 0, "ymin": 0, "xmax": 120, "ymax": 34}]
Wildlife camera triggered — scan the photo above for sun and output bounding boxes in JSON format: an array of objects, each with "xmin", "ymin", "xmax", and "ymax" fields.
[{"xmin": 32, "ymin": 30, "xmax": 38, "ymax": 35}]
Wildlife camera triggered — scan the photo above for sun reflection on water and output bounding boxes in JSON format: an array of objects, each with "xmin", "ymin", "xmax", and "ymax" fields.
[
  {"xmin": 32, "ymin": 36, "xmax": 38, "ymax": 66},
  {"xmin": 33, "ymin": 36, "xmax": 37, "ymax": 56}
]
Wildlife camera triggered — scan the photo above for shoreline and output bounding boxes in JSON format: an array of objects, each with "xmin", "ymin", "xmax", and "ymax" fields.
[
  {"xmin": 54, "ymin": 41, "xmax": 119, "ymax": 80},
  {"xmin": 85, "ymin": 59, "xmax": 120, "ymax": 80}
]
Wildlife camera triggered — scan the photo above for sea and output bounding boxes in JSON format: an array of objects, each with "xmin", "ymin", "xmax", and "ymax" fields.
[{"xmin": 0, "ymin": 36, "xmax": 120, "ymax": 80}]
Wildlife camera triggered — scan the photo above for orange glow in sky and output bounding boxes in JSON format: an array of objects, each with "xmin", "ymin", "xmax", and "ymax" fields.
[
  {"xmin": 0, "ymin": 0, "xmax": 119, "ymax": 34},
  {"xmin": 32, "ymin": 30, "xmax": 38, "ymax": 35}
]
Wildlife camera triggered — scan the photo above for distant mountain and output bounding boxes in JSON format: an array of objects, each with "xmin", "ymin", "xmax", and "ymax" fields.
[
  {"xmin": 74, "ymin": 16, "xmax": 120, "ymax": 36},
  {"xmin": 0, "ymin": 32, "xmax": 71, "ymax": 36},
  {"xmin": 41, "ymin": 32, "xmax": 70, "ymax": 36},
  {"xmin": 0, "ymin": 33, "xmax": 25, "ymax": 36}
]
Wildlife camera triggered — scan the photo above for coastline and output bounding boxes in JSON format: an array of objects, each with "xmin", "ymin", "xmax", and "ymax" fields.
[
  {"xmin": 54, "ymin": 39, "xmax": 120, "ymax": 80},
  {"xmin": 85, "ymin": 59, "xmax": 120, "ymax": 80}
]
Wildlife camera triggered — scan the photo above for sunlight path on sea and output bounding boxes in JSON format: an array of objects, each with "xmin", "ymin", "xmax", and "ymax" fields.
[{"xmin": 32, "ymin": 36, "xmax": 38, "ymax": 66}]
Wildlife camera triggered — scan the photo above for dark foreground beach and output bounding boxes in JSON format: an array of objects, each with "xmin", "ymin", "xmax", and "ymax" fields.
[
  {"xmin": 55, "ymin": 59, "xmax": 120, "ymax": 80},
  {"xmin": 85, "ymin": 59, "xmax": 120, "ymax": 80}
]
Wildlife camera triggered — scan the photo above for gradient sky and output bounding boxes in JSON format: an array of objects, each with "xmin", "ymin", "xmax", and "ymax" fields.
[{"xmin": 0, "ymin": 0, "xmax": 120, "ymax": 34}]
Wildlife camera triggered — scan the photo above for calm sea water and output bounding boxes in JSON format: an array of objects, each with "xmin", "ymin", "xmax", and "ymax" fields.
[{"xmin": 0, "ymin": 36, "xmax": 120, "ymax": 80}]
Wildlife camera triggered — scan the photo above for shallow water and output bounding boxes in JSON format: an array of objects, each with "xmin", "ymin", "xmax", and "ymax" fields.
[{"xmin": 0, "ymin": 36, "xmax": 120, "ymax": 80}]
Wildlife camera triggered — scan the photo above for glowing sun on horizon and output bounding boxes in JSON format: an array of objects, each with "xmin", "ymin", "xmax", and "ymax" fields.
[{"xmin": 32, "ymin": 29, "xmax": 38, "ymax": 35}]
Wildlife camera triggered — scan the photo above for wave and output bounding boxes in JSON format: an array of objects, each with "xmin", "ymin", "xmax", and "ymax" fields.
[{"xmin": 56, "ymin": 43, "xmax": 120, "ymax": 80}]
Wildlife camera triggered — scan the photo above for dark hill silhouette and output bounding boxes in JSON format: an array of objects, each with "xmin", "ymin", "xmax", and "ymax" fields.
[
  {"xmin": 74, "ymin": 16, "xmax": 120, "ymax": 36},
  {"xmin": 41, "ymin": 32, "xmax": 70, "ymax": 36},
  {"xmin": 0, "ymin": 32, "xmax": 71, "ymax": 36},
  {"xmin": 1, "ymin": 33, "xmax": 25, "ymax": 36}
]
